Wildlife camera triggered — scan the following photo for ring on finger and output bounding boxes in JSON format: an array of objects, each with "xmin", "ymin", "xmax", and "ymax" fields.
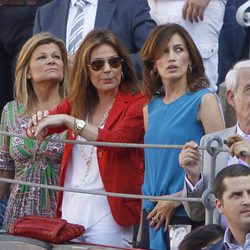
[{"xmin": 152, "ymin": 216, "xmax": 160, "ymax": 223}]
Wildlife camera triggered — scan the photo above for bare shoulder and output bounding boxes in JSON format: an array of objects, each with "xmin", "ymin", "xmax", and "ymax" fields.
[{"xmin": 201, "ymin": 92, "xmax": 218, "ymax": 103}]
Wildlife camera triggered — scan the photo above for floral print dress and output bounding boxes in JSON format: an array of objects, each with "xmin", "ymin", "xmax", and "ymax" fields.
[{"xmin": 0, "ymin": 101, "xmax": 66, "ymax": 231}]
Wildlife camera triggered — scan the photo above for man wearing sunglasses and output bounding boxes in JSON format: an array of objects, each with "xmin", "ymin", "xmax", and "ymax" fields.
[{"xmin": 33, "ymin": 0, "xmax": 156, "ymax": 77}]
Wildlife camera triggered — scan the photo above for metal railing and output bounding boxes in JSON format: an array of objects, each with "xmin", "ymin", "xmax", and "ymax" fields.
[{"xmin": 1, "ymin": 130, "xmax": 248, "ymax": 225}]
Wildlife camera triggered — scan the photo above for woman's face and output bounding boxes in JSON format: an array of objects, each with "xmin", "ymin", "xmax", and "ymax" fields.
[
  {"xmin": 155, "ymin": 33, "xmax": 191, "ymax": 85},
  {"xmin": 88, "ymin": 43, "xmax": 122, "ymax": 95},
  {"xmin": 27, "ymin": 42, "xmax": 64, "ymax": 85}
]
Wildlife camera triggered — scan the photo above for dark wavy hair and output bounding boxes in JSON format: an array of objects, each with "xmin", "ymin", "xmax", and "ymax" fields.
[
  {"xmin": 178, "ymin": 224, "xmax": 224, "ymax": 250},
  {"xmin": 140, "ymin": 23, "xmax": 209, "ymax": 99}
]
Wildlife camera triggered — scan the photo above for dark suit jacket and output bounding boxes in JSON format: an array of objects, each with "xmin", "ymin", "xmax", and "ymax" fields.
[{"xmin": 33, "ymin": 0, "xmax": 156, "ymax": 74}]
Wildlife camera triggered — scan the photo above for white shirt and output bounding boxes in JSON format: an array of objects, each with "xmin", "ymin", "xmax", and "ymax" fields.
[
  {"xmin": 62, "ymin": 136, "xmax": 111, "ymax": 229},
  {"xmin": 66, "ymin": 0, "xmax": 98, "ymax": 51}
]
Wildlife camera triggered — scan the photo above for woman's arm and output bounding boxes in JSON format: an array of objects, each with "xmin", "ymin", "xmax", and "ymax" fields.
[
  {"xmin": 29, "ymin": 93, "xmax": 147, "ymax": 144},
  {"xmin": 198, "ymin": 93, "xmax": 225, "ymax": 134},
  {"xmin": 0, "ymin": 103, "xmax": 16, "ymax": 199},
  {"xmin": 0, "ymin": 170, "xmax": 15, "ymax": 200},
  {"xmin": 28, "ymin": 113, "xmax": 99, "ymax": 142}
]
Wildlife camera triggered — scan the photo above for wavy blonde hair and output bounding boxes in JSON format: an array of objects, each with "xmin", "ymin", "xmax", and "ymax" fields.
[{"xmin": 14, "ymin": 32, "xmax": 68, "ymax": 114}]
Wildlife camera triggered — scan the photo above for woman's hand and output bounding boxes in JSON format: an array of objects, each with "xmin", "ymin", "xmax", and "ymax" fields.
[
  {"xmin": 27, "ymin": 110, "xmax": 49, "ymax": 142},
  {"xmin": 147, "ymin": 199, "xmax": 180, "ymax": 232},
  {"xmin": 27, "ymin": 110, "xmax": 68, "ymax": 142}
]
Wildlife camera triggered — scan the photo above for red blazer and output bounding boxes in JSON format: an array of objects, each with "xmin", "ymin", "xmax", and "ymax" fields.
[{"xmin": 49, "ymin": 91, "xmax": 147, "ymax": 226}]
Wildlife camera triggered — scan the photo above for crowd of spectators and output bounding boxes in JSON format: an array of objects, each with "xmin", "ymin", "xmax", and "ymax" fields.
[{"xmin": 0, "ymin": 0, "xmax": 250, "ymax": 249}]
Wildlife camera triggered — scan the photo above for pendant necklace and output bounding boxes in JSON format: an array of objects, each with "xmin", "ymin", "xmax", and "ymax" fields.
[{"xmin": 78, "ymin": 98, "xmax": 115, "ymax": 185}]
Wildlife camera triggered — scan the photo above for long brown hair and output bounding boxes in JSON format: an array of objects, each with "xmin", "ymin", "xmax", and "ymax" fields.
[
  {"xmin": 69, "ymin": 29, "xmax": 140, "ymax": 119},
  {"xmin": 140, "ymin": 24, "xmax": 209, "ymax": 99},
  {"xmin": 14, "ymin": 32, "xmax": 68, "ymax": 114}
]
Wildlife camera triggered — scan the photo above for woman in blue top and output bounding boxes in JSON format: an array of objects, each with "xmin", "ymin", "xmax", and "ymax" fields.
[{"xmin": 140, "ymin": 24, "xmax": 225, "ymax": 249}]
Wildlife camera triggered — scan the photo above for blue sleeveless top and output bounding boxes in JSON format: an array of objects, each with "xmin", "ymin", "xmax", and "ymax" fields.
[{"xmin": 142, "ymin": 89, "xmax": 210, "ymax": 216}]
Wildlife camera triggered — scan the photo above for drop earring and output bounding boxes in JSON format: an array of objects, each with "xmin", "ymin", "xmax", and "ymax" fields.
[
  {"xmin": 150, "ymin": 65, "xmax": 159, "ymax": 78},
  {"xmin": 187, "ymin": 65, "xmax": 192, "ymax": 74}
]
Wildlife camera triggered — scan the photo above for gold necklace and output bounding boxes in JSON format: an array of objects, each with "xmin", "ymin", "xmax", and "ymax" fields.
[
  {"xmin": 99, "ymin": 98, "xmax": 115, "ymax": 128},
  {"xmin": 79, "ymin": 145, "xmax": 95, "ymax": 184},
  {"xmin": 78, "ymin": 98, "xmax": 115, "ymax": 185}
]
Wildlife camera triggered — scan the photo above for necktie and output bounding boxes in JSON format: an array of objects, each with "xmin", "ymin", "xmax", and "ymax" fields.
[{"xmin": 68, "ymin": 0, "xmax": 88, "ymax": 55}]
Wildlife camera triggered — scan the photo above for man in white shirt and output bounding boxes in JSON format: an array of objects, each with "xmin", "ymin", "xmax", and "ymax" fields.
[{"xmin": 179, "ymin": 59, "xmax": 250, "ymax": 223}]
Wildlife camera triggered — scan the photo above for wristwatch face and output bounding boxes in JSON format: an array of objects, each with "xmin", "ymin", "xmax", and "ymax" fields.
[{"xmin": 76, "ymin": 119, "xmax": 86, "ymax": 132}]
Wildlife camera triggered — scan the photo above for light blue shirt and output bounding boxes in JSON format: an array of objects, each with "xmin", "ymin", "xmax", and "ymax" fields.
[{"xmin": 224, "ymin": 228, "xmax": 250, "ymax": 250}]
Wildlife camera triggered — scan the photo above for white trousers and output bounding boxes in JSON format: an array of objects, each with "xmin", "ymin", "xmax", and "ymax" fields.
[{"xmin": 72, "ymin": 211, "xmax": 133, "ymax": 248}]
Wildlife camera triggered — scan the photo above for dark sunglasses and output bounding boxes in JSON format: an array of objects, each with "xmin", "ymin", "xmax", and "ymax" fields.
[{"xmin": 88, "ymin": 56, "xmax": 124, "ymax": 71}]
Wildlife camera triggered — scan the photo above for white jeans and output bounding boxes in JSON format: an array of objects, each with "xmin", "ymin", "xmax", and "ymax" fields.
[
  {"xmin": 148, "ymin": 0, "xmax": 226, "ymax": 91},
  {"xmin": 72, "ymin": 212, "xmax": 133, "ymax": 248}
]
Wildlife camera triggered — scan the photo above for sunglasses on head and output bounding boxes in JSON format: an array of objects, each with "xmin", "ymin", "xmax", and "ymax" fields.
[{"xmin": 88, "ymin": 56, "xmax": 124, "ymax": 71}]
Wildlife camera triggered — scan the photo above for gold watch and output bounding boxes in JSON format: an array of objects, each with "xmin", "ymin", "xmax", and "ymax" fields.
[{"xmin": 74, "ymin": 118, "xmax": 86, "ymax": 135}]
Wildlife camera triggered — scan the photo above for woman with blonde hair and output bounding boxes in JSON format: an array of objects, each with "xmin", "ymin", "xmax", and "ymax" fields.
[{"xmin": 0, "ymin": 32, "xmax": 68, "ymax": 230}]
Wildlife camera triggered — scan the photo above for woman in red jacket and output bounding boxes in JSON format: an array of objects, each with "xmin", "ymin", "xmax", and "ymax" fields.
[{"xmin": 27, "ymin": 29, "xmax": 146, "ymax": 247}]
